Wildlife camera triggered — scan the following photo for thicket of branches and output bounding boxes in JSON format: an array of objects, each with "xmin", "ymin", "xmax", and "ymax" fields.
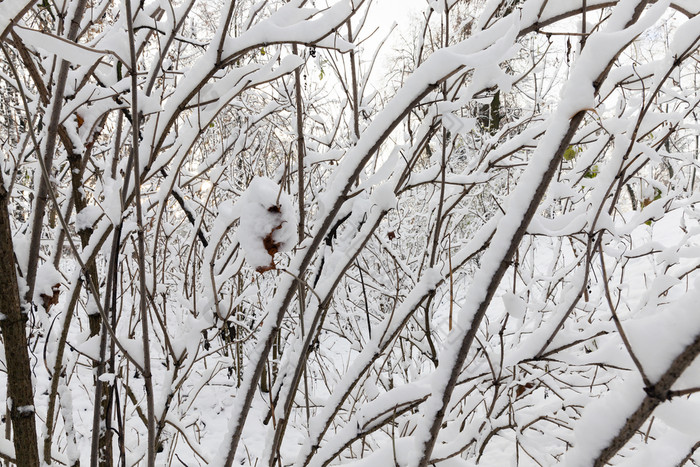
[{"xmin": 1, "ymin": 0, "xmax": 700, "ymax": 465}]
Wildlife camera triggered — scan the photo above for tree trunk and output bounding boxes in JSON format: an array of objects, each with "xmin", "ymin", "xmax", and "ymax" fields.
[{"xmin": 0, "ymin": 186, "xmax": 39, "ymax": 466}]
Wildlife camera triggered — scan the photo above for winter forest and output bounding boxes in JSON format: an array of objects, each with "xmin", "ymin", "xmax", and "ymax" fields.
[{"xmin": 1, "ymin": 0, "xmax": 700, "ymax": 465}]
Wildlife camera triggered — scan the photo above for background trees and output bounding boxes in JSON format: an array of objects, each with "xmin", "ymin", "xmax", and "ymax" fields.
[{"xmin": 0, "ymin": 0, "xmax": 699, "ymax": 465}]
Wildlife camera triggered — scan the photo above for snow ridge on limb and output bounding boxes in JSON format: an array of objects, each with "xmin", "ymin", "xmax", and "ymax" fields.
[
  {"xmin": 409, "ymin": 1, "xmax": 669, "ymax": 466},
  {"xmin": 564, "ymin": 284, "xmax": 700, "ymax": 467}
]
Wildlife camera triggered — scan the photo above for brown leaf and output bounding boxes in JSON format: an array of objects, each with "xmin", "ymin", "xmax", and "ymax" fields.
[
  {"xmin": 256, "ymin": 222, "xmax": 283, "ymax": 273},
  {"xmin": 515, "ymin": 382, "xmax": 534, "ymax": 398},
  {"xmin": 40, "ymin": 283, "xmax": 61, "ymax": 312}
]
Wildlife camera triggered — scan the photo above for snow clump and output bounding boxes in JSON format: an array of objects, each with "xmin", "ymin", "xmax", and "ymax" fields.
[{"xmin": 237, "ymin": 177, "xmax": 297, "ymax": 272}]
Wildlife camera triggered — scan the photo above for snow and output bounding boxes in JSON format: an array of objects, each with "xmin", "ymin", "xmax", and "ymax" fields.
[
  {"xmin": 370, "ymin": 181, "xmax": 397, "ymax": 211},
  {"xmin": 0, "ymin": 0, "xmax": 31, "ymax": 38},
  {"xmin": 563, "ymin": 373, "xmax": 646, "ymax": 467},
  {"xmin": 13, "ymin": 26, "xmax": 107, "ymax": 67},
  {"xmin": 670, "ymin": 12, "xmax": 700, "ymax": 56},
  {"xmin": 0, "ymin": 438, "xmax": 15, "ymax": 463},
  {"xmin": 501, "ymin": 292, "xmax": 526, "ymax": 320},
  {"xmin": 656, "ymin": 398, "xmax": 700, "ymax": 437},
  {"xmin": 97, "ymin": 373, "xmax": 116, "ymax": 384},
  {"xmin": 76, "ymin": 335, "xmax": 101, "ymax": 361},
  {"xmin": 75, "ymin": 205, "xmax": 102, "ymax": 232},
  {"xmin": 119, "ymin": 337, "xmax": 145, "ymax": 370},
  {"xmin": 57, "ymin": 384, "xmax": 79, "ymax": 464},
  {"xmin": 672, "ymin": 0, "xmax": 700, "ymax": 15},
  {"xmin": 237, "ymin": 177, "xmax": 297, "ymax": 272},
  {"xmin": 34, "ymin": 263, "xmax": 63, "ymax": 307},
  {"xmin": 336, "ymin": 437, "xmax": 474, "ymax": 467},
  {"xmin": 626, "ymin": 278, "xmax": 700, "ymax": 382},
  {"xmin": 615, "ymin": 429, "xmax": 695, "ymax": 467}
]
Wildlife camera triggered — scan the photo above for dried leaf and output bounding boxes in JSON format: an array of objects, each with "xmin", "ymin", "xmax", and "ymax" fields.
[{"xmin": 40, "ymin": 283, "xmax": 61, "ymax": 312}]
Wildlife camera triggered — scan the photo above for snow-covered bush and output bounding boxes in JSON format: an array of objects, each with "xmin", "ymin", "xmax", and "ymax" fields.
[{"xmin": 0, "ymin": 1, "xmax": 699, "ymax": 466}]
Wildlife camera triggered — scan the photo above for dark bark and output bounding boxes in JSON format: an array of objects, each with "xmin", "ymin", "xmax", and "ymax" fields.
[{"xmin": 0, "ymin": 186, "xmax": 39, "ymax": 466}]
